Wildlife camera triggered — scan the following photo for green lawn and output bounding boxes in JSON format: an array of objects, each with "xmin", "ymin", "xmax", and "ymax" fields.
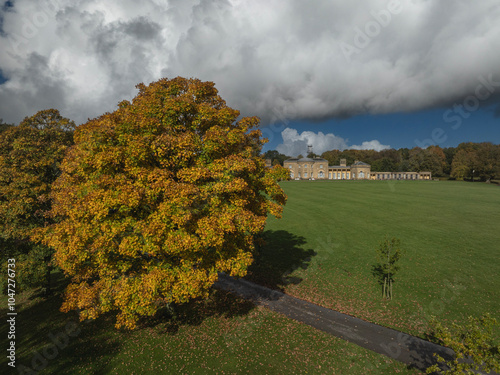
[
  {"xmin": 2, "ymin": 180, "xmax": 498, "ymax": 374},
  {"xmin": 248, "ymin": 180, "xmax": 500, "ymax": 337},
  {"xmin": 1, "ymin": 277, "xmax": 416, "ymax": 374}
]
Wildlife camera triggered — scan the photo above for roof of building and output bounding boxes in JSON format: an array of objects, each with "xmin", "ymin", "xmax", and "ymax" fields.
[
  {"xmin": 329, "ymin": 165, "xmax": 351, "ymax": 169},
  {"xmin": 285, "ymin": 157, "xmax": 328, "ymax": 162},
  {"xmin": 352, "ymin": 161, "xmax": 370, "ymax": 166}
]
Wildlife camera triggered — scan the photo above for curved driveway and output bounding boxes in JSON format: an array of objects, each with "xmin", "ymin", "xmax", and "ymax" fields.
[{"xmin": 215, "ymin": 273, "xmax": 455, "ymax": 373}]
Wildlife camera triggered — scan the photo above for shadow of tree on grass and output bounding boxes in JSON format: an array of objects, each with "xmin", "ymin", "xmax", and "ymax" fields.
[
  {"xmin": 0, "ymin": 231, "xmax": 315, "ymax": 373},
  {"xmin": 139, "ymin": 288, "xmax": 255, "ymax": 335},
  {"xmin": 0, "ymin": 271, "xmax": 122, "ymax": 375},
  {"xmin": 1, "ymin": 271, "xmax": 256, "ymax": 374},
  {"xmin": 245, "ymin": 229, "xmax": 316, "ymax": 291},
  {"xmin": 145, "ymin": 230, "xmax": 316, "ymax": 334}
]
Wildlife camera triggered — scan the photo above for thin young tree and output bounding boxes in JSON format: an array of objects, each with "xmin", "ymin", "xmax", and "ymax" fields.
[{"xmin": 372, "ymin": 237, "xmax": 403, "ymax": 300}]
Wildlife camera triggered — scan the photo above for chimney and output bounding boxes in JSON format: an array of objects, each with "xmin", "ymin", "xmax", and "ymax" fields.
[
  {"xmin": 340, "ymin": 158, "xmax": 346, "ymax": 167},
  {"xmin": 307, "ymin": 144, "xmax": 313, "ymax": 155}
]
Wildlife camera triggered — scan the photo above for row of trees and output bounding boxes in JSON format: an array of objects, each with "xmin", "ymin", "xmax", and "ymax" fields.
[
  {"xmin": 264, "ymin": 142, "xmax": 500, "ymax": 181},
  {"xmin": 0, "ymin": 77, "xmax": 288, "ymax": 329}
]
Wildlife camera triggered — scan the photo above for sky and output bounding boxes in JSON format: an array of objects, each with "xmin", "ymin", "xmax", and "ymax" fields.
[{"xmin": 1, "ymin": 0, "xmax": 500, "ymax": 157}]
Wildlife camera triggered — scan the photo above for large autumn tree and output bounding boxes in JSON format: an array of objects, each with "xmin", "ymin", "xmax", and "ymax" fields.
[
  {"xmin": 0, "ymin": 109, "xmax": 75, "ymax": 293},
  {"xmin": 41, "ymin": 77, "xmax": 288, "ymax": 329}
]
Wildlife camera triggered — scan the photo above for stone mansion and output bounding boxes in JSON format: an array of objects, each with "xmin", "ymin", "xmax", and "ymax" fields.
[{"xmin": 283, "ymin": 157, "xmax": 432, "ymax": 181}]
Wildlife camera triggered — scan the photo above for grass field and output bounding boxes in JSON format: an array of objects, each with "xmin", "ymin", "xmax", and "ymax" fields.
[
  {"xmin": 2, "ymin": 277, "xmax": 416, "ymax": 374},
  {"xmin": 248, "ymin": 180, "xmax": 500, "ymax": 337},
  {"xmin": 2, "ymin": 180, "xmax": 498, "ymax": 374}
]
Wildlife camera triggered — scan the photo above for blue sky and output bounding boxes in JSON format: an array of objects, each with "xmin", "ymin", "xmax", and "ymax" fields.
[{"xmin": 262, "ymin": 106, "xmax": 500, "ymax": 155}]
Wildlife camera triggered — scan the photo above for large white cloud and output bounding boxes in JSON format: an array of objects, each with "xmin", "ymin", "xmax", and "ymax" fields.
[
  {"xmin": 350, "ymin": 140, "xmax": 391, "ymax": 152},
  {"xmin": 276, "ymin": 127, "xmax": 390, "ymax": 156},
  {"xmin": 1, "ymin": 0, "xmax": 500, "ymax": 125}
]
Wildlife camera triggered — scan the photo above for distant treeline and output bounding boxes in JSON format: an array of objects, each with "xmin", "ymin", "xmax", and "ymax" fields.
[
  {"xmin": 264, "ymin": 142, "xmax": 500, "ymax": 181},
  {"xmin": 2, "ymin": 116, "xmax": 499, "ymax": 182}
]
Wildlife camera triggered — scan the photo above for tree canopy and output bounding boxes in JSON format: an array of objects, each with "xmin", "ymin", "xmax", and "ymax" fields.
[
  {"xmin": 40, "ymin": 77, "xmax": 288, "ymax": 329},
  {"xmin": 0, "ymin": 109, "xmax": 75, "ymax": 292},
  {"xmin": 263, "ymin": 149, "xmax": 290, "ymax": 166},
  {"xmin": 0, "ymin": 118, "xmax": 14, "ymax": 133}
]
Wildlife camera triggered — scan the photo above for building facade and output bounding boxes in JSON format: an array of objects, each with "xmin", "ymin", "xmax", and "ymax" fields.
[
  {"xmin": 328, "ymin": 158, "xmax": 352, "ymax": 180},
  {"xmin": 284, "ymin": 157, "xmax": 329, "ymax": 180},
  {"xmin": 283, "ymin": 158, "xmax": 432, "ymax": 180}
]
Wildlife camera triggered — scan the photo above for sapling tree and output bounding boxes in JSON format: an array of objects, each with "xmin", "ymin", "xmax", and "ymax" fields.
[{"xmin": 372, "ymin": 237, "xmax": 403, "ymax": 300}]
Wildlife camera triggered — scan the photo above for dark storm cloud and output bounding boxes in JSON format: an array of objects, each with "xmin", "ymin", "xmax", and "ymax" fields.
[
  {"xmin": 0, "ymin": 0, "xmax": 499, "ymax": 125},
  {"xmin": 0, "ymin": 52, "xmax": 69, "ymax": 122}
]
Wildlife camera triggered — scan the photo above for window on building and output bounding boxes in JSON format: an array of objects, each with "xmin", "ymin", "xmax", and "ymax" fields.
[
  {"xmin": 304, "ymin": 164, "xmax": 307, "ymax": 168},
  {"xmin": 320, "ymin": 164, "xmax": 323, "ymax": 168},
  {"xmin": 319, "ymin": 171, "xmax": 324, "ymax": 178},
  {"xmin": 304, "ymin": 172, "xmax": 308, "ymax": 178},
  {"xmin": 290, "ymin": 172, "xmax": 294, "ymax": 179},
  {"xmin": 289, "ymin": 165, "xmax": 292, "ymax": 169}
]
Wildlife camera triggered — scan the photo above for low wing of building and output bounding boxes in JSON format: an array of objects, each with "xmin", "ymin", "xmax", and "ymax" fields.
[{"xmin": 284, "ymin": 158, "xmax": 432, "ymax": 180}]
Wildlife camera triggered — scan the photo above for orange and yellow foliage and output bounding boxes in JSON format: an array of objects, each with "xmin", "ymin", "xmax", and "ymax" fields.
[{"xmin": 41, "ymin": 77, "xmax": 288, "ymax": 329}]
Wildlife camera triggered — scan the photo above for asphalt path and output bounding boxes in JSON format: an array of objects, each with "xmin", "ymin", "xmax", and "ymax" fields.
[{"xmin": 214, "ymin": 273, "xmax": 456, "ymax": 373}]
